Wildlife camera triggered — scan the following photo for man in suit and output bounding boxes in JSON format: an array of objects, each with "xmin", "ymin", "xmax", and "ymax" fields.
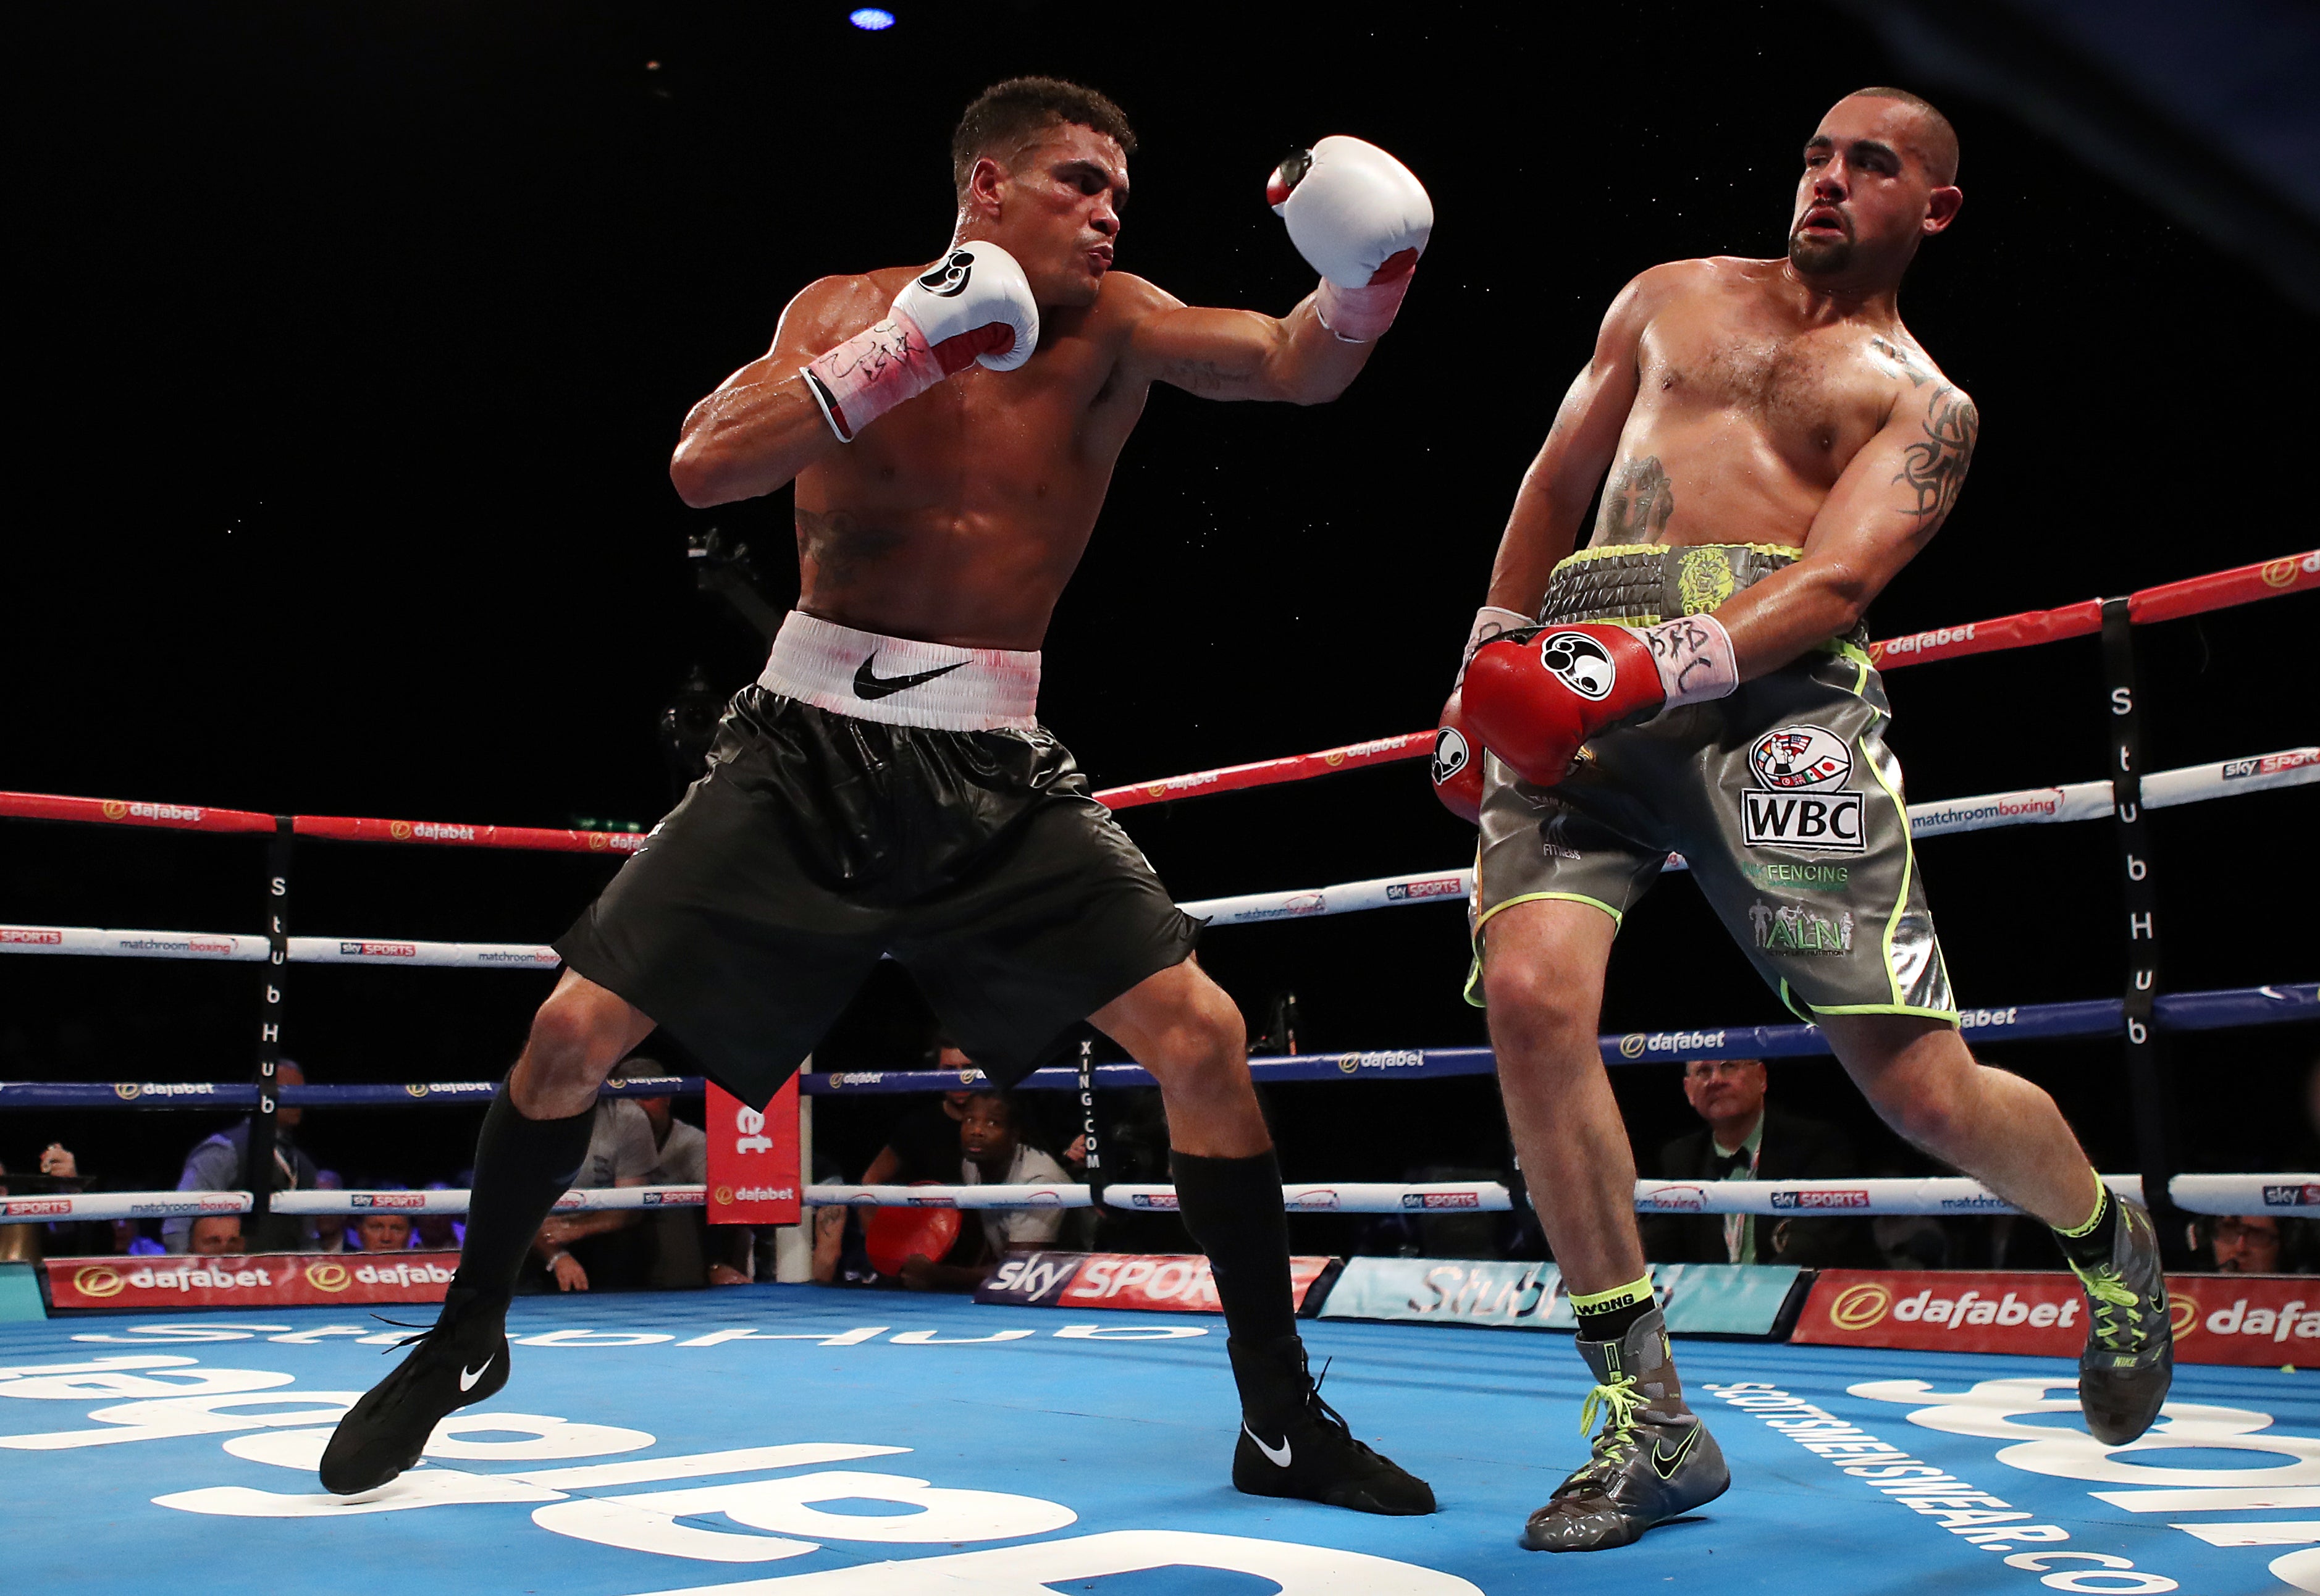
[{"xmin": 1640, "ymin": 1058, "xmax": 1873, "ymax": 1267}]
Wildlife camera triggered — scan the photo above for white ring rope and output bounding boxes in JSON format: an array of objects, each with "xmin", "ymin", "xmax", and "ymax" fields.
[
  {"xmin": 17, "ymin": 1174, "xmax": 2313, "ymax": 1223},
  {"xmin": 4, "ymin": 746, "xmax": 2308, "ymax": 959}
]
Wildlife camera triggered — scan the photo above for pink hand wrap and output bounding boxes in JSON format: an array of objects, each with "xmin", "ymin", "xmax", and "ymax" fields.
[
  {"xmin": 799, "ymin": 310, "xmax": 946, "ymax": 443},
  {"xmin": 1314, "ymin": 254, "xmax": 1418, "ymax": 344},
  {"xmin": 1640, "ymin": 613, "xmax": 1740, "ymax": 707}
]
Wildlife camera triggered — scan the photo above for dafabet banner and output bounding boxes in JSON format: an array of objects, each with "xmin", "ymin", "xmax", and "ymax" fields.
[{"xmin": 43, "ymin": 1253, "xmax": 458, "ymax": 1310}]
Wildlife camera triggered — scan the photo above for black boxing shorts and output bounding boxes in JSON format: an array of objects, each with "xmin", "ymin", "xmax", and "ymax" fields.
[
  {"xmin": 554, "ymin": 613, "xmax": 1198, "ymax": 1108},
  {"xmin": 1468, "ymin": 544, "xmax": 1957, "ymax": 1025}
]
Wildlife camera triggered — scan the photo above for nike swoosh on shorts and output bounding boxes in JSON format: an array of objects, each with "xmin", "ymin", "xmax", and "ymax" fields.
[
  {"xmin": 459, "ymin": 1358, "xmax": 494, "ymax": 1392},
  {"xmin": 853, "ymin": 655, "xmax": 967, "ymax": 700},
  {"xmin": 1243, "ymin": 1423, "xmax": 1292, "ymax": 1468}
]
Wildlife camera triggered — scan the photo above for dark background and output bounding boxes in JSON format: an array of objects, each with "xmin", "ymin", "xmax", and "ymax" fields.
[{"xmin": 5, "ymin": 4, "xmax": 2314, "ymax": 1221}]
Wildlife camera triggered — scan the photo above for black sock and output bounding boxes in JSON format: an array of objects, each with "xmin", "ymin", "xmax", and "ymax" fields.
[
  {"xmin": 1170, "ymin": 1149, "xmax": 1298, "ymax": 1349},
  {"xmin": 2052, "ymin": 1181, "xmax": 2119, "ymax": 1275},
  {"xmin": 1571, "ymin": 1274, "xmax": 1657, "ymax": 1344},
  {"xmin": 449, "ymin": 1082, "xmax": 597, "ymax": 1308}
]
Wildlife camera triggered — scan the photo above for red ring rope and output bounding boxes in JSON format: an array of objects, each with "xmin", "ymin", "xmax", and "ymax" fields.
[{"xmin": 2, "ymin": 549, "xmax": 2310, "ymax": 843}]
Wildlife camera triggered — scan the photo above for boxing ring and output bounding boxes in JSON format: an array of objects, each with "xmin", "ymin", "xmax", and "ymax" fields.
[{"xmin": 3, "ymin": 548, "xmax": 2317, "ymax": 1594}]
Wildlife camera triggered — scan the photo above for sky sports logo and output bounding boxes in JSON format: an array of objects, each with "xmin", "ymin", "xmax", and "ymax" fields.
[
  {"xmin": 2224, "ymin": 749, "xmax": 2316, "ymax": 779},
  {"xmin": 1770, "ymin": 1190, "xmax": 1872, "ymax": 1209},
  {"xmin": 1384, "ymin": 877, "xmax": 1466, "ymax": 902},
  {"xmin": 2264, "ymin": 1184, "xmax": 2320, "ymax": 1208},
  {"xmin": 1402, "ymin": 1191, "xmax": 1481, "ymax": 1209}
]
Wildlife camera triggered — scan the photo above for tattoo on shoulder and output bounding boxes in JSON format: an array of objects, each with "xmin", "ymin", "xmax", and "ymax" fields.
[
  {"xmin": 1596, "ymin": 456, "xmax": 1675, "ymax": 545},
  {"xmin": 1869, "ymin": 335, "xmax": 1933, "ymax": 388},
  {"xmin": 1893, "ymin": 385, "xmax": 1978, "ymax": 524}
]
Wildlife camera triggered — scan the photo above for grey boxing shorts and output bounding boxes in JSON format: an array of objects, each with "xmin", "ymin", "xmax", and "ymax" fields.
[{"xmin": 1469, "ymin": 543, "xmax": 1957, "ymax": 1025}]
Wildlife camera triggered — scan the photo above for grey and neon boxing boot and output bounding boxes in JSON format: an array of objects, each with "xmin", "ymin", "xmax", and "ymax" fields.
[
  {"xmin": 1523, "ymin": 1306, "xmax": 1729, "ymax": 1552},
  {"xmin": 2070, "ymin": 1197, "xmax": 2174, "ymax": 1444},
  {"xmin": 1229, "ymin": 1335, "xmax": 1437, "ymax": 1515}
]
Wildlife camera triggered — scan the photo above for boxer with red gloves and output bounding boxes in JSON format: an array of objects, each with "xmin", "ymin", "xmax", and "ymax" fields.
[
  {"xmin": 1434, "ymin": 88, "xmax": 2166, "ymax": 1556},
  {"xmin": 324, "ymin": 77, "xmax": 1437, "ymax": 1522},
  {"xmin": 1456, "ymin": 611, "xmax": 1739, "ymax": 790}
]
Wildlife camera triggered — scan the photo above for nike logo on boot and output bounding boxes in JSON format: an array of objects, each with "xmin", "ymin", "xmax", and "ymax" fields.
[
  {"xmin": 1243, "ymin": 1424, "xmax": 1292, "ymax": 1468},
  {"xmin": 854, "ymin": 655, "xmax": 967, "ymax": 700},
  {"xmin": 459, "ymin": 1356, "xmax": 495, "ymax": 1392},
  {"xmin": 1650, "ymin": 1423, "xmax": 1701, "ymax": 1480}
]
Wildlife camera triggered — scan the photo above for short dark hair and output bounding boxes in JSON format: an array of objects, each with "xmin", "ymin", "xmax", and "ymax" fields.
[
  {"xmin": 1847, "ymin": 86, "xmax": 1959, "ymax": 186},
  {"xmin": 951, "ymin": 77, "xmax": 1135, "ymax": 198},
  {"xmin": 964, "ymin": 1089, "xmax": 1019, "ymax": 1129}
]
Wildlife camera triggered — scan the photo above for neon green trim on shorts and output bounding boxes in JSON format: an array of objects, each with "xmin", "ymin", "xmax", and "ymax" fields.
[
  {"xmin": 1550, "ymin": 541, "xmax": 1799, "ymax": 570},
  {"xmin": 1803, "ymin": 1001, "xmax": 1963, "ymax": 1023},
  {"xmin": 1473, "ymin": 890, "xmax": 1624, "ymax": 938},
  {"xmin": 1779, "ymin": 979, "xmax": 1960, "ymax": 1028},
  {"xmin": 1463, "ymin": 891, "xmax": 1624, "ymax": 1007}
]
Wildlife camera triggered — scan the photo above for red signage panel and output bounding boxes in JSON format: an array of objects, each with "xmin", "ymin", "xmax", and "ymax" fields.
[
  {"xmin": 1794, "ymin": 1269, "xmax": 2320, "ymax": 1367},
  {"xmin": 44, "ymin": 1252, "xmax": 459, "ymax": 1310},
  {"xmin": 705, "ymin": 1077, "xmax": 801, "ymax": 1226}
]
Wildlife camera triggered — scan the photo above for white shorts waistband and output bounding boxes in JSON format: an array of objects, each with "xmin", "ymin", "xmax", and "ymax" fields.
[{"xmin": 758, "ymin": 611, "xmax": 1041, "ymax": 731}]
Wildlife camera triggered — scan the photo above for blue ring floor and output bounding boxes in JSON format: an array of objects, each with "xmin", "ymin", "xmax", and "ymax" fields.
[{"xmin": 3, "ymin": 1284, "xmax": 2311, "ymax": 1595}]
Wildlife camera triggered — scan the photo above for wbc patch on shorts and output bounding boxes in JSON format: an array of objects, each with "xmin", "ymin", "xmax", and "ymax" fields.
[{"xmin": 1739, "ymin": 724, "xmax": 1865, "ymax": 854}]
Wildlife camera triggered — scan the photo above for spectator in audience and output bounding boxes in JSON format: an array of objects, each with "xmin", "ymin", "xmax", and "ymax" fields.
[
  {"xmin": 188, "ymin": 1215, "xmax": 245, "ymax": 1256},
  {"xmin": 0, "ymin": 1144, "xmax": 84, "ymax": 1262},
  {"xmin": 899, "ymin": 1091, "xmax": 1072, "ymax": 1292},
  {"xmin": 162, "ymin": 1059, "xmax": 321, "ymax": 1253},
  {"xmin": 415, "ymin": 1182, "xmax": 461, "ymax": 1253},
  {"xmin": 1639, "ymin": 1057, "xmax": 1875, "ymax": 1267},
  {"xmin": 311, "ymin": 1170, "xmax": 350, "ymax": 1253},
  {"xmin": 111, "ymin": 1219, "xmax": 166, "ymax": 1257},
  {"xmin": 530, "ymin": 1056, "xmax": 658, "ymax": 1293},
  {"xmin": 2200, "ymin": 1214, "xmax": 2288, "ymax": 1274},
  {"xmin": 616, "ymin": 1057, "xmax": 730, "ymax": 1288},
  {"xmin": 355, "ymin": 1212, "xmax": 414, "ymax": 1252},
  {"xmin": 0, "ymin": 1157, "xmax": 32, "ymax": 1265},
  {"xmin": 862, "ymin": 1044, "xmax": 980, "ymax": 1186},
  {"xmin": 809, "ymin": 1148, "xmax": 878, "ymax": 1287}
]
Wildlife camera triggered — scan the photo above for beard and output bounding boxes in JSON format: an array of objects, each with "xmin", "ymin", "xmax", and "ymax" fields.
[{"xmin": 1788, "ymin": 230, "xmax": 1855, "ymax": 275}]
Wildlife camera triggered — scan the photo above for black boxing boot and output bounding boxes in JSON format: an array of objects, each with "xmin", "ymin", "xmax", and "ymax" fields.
[
  {"xmin": 1229, "ymin": 1335, "xmax": 1437, "ymax": 1516},
  {"xmin": 317, "ymin": 1287, "xmax": 510, "ymax": 1495}
]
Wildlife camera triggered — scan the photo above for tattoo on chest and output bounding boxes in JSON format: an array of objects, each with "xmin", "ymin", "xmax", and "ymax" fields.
[
  {"xmin": 1893, "ymin": 385, "xmax": 1979, "ymax": 524},
  {"xmin": 797, "ymin": 506, "xmax": 905, "ymax": 592},
  {"xmin": 1597, "ymin": 456, "xmax": 1676, "ymax": 545}
]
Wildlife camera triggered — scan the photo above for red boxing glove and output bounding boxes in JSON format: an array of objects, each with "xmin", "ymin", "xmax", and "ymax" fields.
[
  {"xmin": 1464, "ymin": 616, "xmax": 1739, "ymax": 788},
  {"xmin": 1431, "ymin": 690, "xmax": 1483, "ymax": 823}
]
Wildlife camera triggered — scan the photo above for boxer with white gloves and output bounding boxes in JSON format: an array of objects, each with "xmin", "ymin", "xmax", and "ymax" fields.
[
  {"xmin": 1269, "ymin": 134, "xmax": 1432, "ymax": 342},
  {"xmin": 799, "ymin": 241, "xmax": 1040, "ymax": 442},
  {"xmin": 324, "ymin": 77, "xmax": 1436, "ymax": 1522}
]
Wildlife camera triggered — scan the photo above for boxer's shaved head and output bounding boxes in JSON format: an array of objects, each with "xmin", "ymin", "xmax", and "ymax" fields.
[
  {"xmin": 952, "ymin": 77, "xmax": 1136, "ymax": 200},
  {"xmin": 1843, "ymin": 86, "xmax": 1959, "ymax": 185}
]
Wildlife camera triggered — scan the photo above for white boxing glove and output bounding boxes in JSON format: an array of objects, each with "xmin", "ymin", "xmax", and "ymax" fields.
[
  {"xmin": 801, "ymin": 242, "xmax": 1041, "ymax": 442},
  {"xmin": 1267, "ymin": 135, "xmax": 1432, "ymax": 342}
]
